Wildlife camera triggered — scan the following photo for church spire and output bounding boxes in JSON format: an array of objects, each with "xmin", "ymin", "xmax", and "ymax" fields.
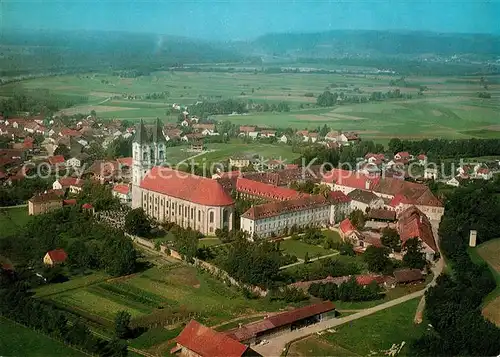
[
  {"xmin": 152, "ymin": 117, "xmax": 166, "ymax": 143},
  {"xmin": 134, "ymin": 119, "xmax": 149, "ymax": 144}
]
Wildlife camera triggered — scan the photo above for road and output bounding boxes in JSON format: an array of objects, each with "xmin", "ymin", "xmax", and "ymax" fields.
[{"xmin": 253, "ymin": 289, "xmax": 427, "ymax": 357}]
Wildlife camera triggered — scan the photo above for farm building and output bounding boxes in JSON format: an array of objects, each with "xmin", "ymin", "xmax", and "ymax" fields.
[
  {"xmin": 43, "ymin": 249, "xmax": 67, "ymax": 266},
  {"xmin": 393, "ymin": 269, "xmax": 424, "ymax": 284},
  {"xmin": 28, "ymin": 191, "xmax": 64, "ymax": 216},
  {"xmin": 171, "ymin": 320, "xmax": 261, "ymax": 357},
  {"xmin": 225, "ymin": 301, "xmax": 336, "ymax": 346}
]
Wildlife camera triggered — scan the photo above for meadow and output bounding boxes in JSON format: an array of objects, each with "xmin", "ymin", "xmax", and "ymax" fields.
[
  {"xmin": 1, "ymin": 70, "xmax": 499, "ymax": 140},
  {"xmin": 0, "ymin": 317, "xmax": 87, "ymax": 357},
  {"xmin": 287, "ymin": 298, "xmax": 424, "ymax": 357},
  {"xmin": 0, "ymin": 206, "xmax": 32, "ymax": 238},
  {"xmin": 468, "ymin": 238, "xmax": 500, "ymax": 326}
]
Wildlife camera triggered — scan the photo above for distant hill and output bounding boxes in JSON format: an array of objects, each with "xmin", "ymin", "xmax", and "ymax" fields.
[
  {"xmin": 245, "ymin": 30, "xmax": 500, "ymax": 59},
  {"xmin": 0, "ymin": 30, "xmax": 242, "ymax": 77}
]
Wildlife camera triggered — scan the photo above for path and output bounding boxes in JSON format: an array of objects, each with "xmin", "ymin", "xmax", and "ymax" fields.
[
  {"xmin": 97, "ymin": 97, "xmax": 111, "ymax": 105},
  {"xmin": 90, "ymin": 328, "xmax": 156, "ymax": 357},
  {"xmin": 253, "ymin": 289, "xmax": 426, "ymax": 357},
  {"xmin": 210, "ymin": 312, "xmax": 271, "ymax": 330},
  {"xmin": 177, "ymin": 149, "xmax": 214, "ymax": 165},
  {"xmin": 279, "ymin": 252, "xmax": 339, "ymax": 270}
]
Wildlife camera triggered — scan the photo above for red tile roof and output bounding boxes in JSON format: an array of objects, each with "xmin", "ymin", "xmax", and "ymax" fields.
[
  {"xmin": 393, "ymin": 269, "xmax": 424, "ymax": 283},
  {"xmin": 365, "ymin": 153, "xmax": 385, "ymax": 160},
  {"xmin": 141, "ymin": 167, "xmax": 234, "ymax": 207},
  {"xmin": 48, "ymin": 155, "xmax": 65, "ymax": 165},
  {"xmin": 116, "ymin": 157, "xmax": 133, "ymax": 167},
  {"xmin": 396, "ymin": 151, "xmax": 411, "ymax": 158},
  {"xmin": 374, "ymin": 178, "xmax": 442, "ymax": 207},
  {"xmin": 242, "ymin": 195, "xmax": 329, "ymax": 220},
  {"xmin": 216, "ymin": 170, "xmax": 241, "ymax": 179},
  {"xmin": 60, "ymin": 128, "xmax": 81, "ymax": 137},
  {"xmin": 322, "ymin": 169, "xmax": 379, "ymax": 190},
  {"xmin": 113, "ymin": 184, "xmax": 130, "ymax": 195},
  {"xmin": 339, "ymin": 218, "xmax": 356, "ymax": 234},
  {"xmin": 329, "ymin": 190, "xmax": 351, "ymax": 203},
  {"xmin": 356, "ymin": 274, "xmax": 386, "ymax": 286},
  {"xmin": 56, "ymin": 177, "xmax": 83, "ymax": 188},
  {"xmin": 236, "ymin": 177, "xmax": 303, "ymax": 201},
  {"xmin": 82, "ymin": 203, "xmax": 94, "ymax": 209},
  {"xmin": 397, "ymin": 206, "xmax": 437, "ymax": 252},
  {"xmin": 46, "ymin": 249, "xmax": 67, "ymax": 263},
  {"xmin": 239, "ymin": 126, "xmax": 256, "ymax": 133},
  {"xmin": 226, "ymin": 301, "xmax": 335, "ymax": 342},
  {"xmin": 63, "ymin": 199, "xmax": 77, "ymax": 206},
  {"xmin": 176, "ymin": 320, "xmax": 248, "ymax": 357},
  {"xmin": 29, "ymin": 191, "xmax": 62, "ymax": 203},
  {"xmin": 417, "ymin": 154, "xmax": 427, "ymax": 160}
]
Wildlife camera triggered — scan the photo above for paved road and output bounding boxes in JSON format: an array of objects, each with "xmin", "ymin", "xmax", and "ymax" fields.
[{"xmin": 253, "ymin": 289, "xmax": 427, "ymax": 356}]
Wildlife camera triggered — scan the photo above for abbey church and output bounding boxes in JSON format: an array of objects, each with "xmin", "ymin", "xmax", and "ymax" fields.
[{"xmin": 131, "ymin": 120, "xmax": 234, "ymax": 235}]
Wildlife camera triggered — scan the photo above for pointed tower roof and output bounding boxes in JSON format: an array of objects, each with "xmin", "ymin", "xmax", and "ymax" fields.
[
  {"xmin": 134, "ymin": 119, "xmax": 149, "ymax": 144},
  {"xmin": 152, "ymin": 118, "xmax": 167, "ymax": 143}
]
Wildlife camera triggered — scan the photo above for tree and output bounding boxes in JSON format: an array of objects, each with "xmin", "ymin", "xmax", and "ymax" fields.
[
  {"xmin": 124, "ymin": 208, "xmax": 151, "ymax": 237},
  {"xmin": 402, "ymin": 237, "xmax": 426, "ymax": 270},
  {"xmin": 304, "ymin": 252, "xmax": 310, "ymax": 264},
  {"xmin": 90, "ymin": 109, "xmax": 97, "ymax": 117},
  {"xmin": 339, "ymin": 242, "xmax": 355, "ymax": 256},
  {"xmin": 349, "ymin": 209, "xmax": 366, "ymax": 230},
  {"xmin": 388, "ymin": 138, "xmax": 403, "ymax": 154},
  {"xmin": 316, "ymin": 91, "xmax": 337, "ymax": 107},
  {"xmin": 54, "ymin": 144, "xmax": 70, "ymax": 159},
  {"xmin": 312, "ymin": 184, "xmax": 331, "ymax": 198},
  {"xmin": 114, "ymin": 311, "xmax": 131, "ymax": 339},
  {"xmin": 0, "ymin": 136, "xmax": 10, "ymax": 149},
  {"xmin": 101, "ymin": 234, "xmax": 137, "ymax": 276},
  {"xmin": 363, "ymin": 246, "xmax": 391, "ymax": 273},
  {"xmin": 381, "ymin": 227, "xmax": 401, "ymax": 252}
]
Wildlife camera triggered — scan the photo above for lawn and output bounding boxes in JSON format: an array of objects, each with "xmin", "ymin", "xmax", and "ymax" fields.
[
  {"xmin": 468, "ymin": 238, "xmax": 500, "ymax": 326},
  {"xmin": 0, "ymin": 317, "xmax": 87, "ymax": 357},
  {"xmin": 0, "ymin": 206, "xmax": 32, "ymax": 238},
  {"xmin": 3, "ymin": 71, "xmax": 499, "ymax": 140},
  {"xmin": 279, "ymin": 239, "xmax": 335, "ymax": 259},
  {"xmin": 197, "ymin": 237, "xmax": 222, "ymax": 248},
  {"xmin": 288, "ymin": 298, "xmax": 424, "ymax": 357},
  {"xmin": 34, "ymin": 271, "xmax": 110, "ymax": 297}
]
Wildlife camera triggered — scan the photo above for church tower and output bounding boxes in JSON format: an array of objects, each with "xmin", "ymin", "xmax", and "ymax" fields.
[{"xmin": 131, "ymin": 118, "xmax": 167, "ymax": 208}]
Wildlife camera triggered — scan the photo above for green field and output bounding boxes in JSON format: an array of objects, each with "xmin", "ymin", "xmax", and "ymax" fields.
[
  {"xmin": 279, "ymin": 239, "xmax": 335, "ymax": 258},
  {"xmin": 44, "ymin": 264, "xmax": 291, "ymax": 328},
  {"xmin": 288, "ymin": 298, "xmax": 424, "ymax": 357},
  {"xmin": 2, "ymin": 71, "xmax": 499, "ymax": 140},
  {"xmin": 0, "ymin": 206, "xmax": 32, "ymax": 238},
  {"xmin": 468, "ymin": 238, "xmax": 500, "ymax": 326},
  {"xmin": 0, "ymin": 317, "xmax": 87, "ymax": 357}
]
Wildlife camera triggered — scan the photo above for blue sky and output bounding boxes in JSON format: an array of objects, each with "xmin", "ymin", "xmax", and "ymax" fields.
[{"xmin": 2, "ymin": 0, "xmax": 499, "ymax": 40}]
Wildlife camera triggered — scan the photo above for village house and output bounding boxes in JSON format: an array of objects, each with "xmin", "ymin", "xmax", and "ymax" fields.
[
  {"xmin": 28, "ymin": 191, "xmax": 64, "ymax": 215},
  {"xmin": 260, "ymin": 129, "xmax": 276, "ymax": 138},
  {"xmin": 394, "ymin": 151, "xmax": 412, "ymax": 163},
  {"xmin": 279, "ymin": 134, "xmax": 288, "ymax": 144},
  {"xmin": 43, "ymin": 249, "xmax": 68, "ymax": 266},
  {"xmin": 339, "ymin": 218, "xmax": 361, "ymax": 242},
  {"xmin": 66, "ymin": 153, "xmax": 90, "ymax": 168},
  {"xmin": 347, "ymin": 189, "xmax": 385, "ymax": 212},
  {"xmin": 397, "ymin": 206, "xmax": 437, "ymax": 261},
  {"xmin": 47, "ymin": 155, "xmax": 66, "ymax": 168},
  {"xmin": 417, "ymin": 154, "xmax": 428, "ymax": 165},
  {"xmin": 325, "ymin": 130, "xmax": 340, "ymax": 141},
  {"xmin": 423, "ymin": 167, "xmax": 438, "ymax": 180},
  {"xmin": 171, "ymin": 320, "xmax": 260, "ymax": 357},
  {"xmin": 266, "ymin": 159, "xmax": 284, "ymax": 171},
  {"xmin": 229, "ymin": 156, "xmax": 252, "ymax": 169},
  {"xmin": 239, "ymin": 126, "xmax": 258, "ymax": 137},
  {"xmin": 52, "ymin": 177, "xmax": 85, "ymax": 194},
  {"xmin": 112, "ymin": 184, "xmax": 131, "ymax": 203},
  {"xmin": 393, "ymin": 268, "xmax": 425, "ymax": 284}
]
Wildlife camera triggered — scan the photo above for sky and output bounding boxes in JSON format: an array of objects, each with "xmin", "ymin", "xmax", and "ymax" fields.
[{"xmin": 2, "ymin": 0, "xmax": 500, "ymax": 40}]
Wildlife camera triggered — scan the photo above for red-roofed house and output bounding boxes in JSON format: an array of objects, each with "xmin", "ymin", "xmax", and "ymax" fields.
[
  {"xmin": 397, "ymin": 206, "xmax": 437, "ymax": 261},
  {"xmin": 43, "ymin": 249, "xmax": 68, "ymax": 266},
  {"xmin": 417, "ymin": 154, "xmax": 428, "ymax": 165},
  {"xmin": 138, "ymin": 167, "xmax": 234, "ymax": 235},
  {"xmin": 211, "ymin": 170, "xmax": 241, "ymax": 180},
  {"xmin": 339, "ymin": 218, "xmax": 358, "ymax": 241},
  {"xmin": 52, "ymin": 177, "xmax": 84, "ymax": 194},
  {"xmin": 116, "ymin": 157, "xmax": 133, "ymax": 168},
  {"xmin": 112, "ymin": 184, "xmax": 131, "ymax": 203},
  {"xmin": 172, "ymin": 320, "xmax": 257, "ymax": 357},
  {"xmin": 394, "ymin": 151, "xmax": 412, "ymax": 161},
  {"xmin": 48, "ymin": 155, "xmax": 66, "ymax": 167},
  {"xmin": 329, "ymin": 190, "xmax": 351, "ymax": 222}
]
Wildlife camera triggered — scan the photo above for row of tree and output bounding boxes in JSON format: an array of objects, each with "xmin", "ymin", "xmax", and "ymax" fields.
[
  {"xmin": 308, "ymin": 277, "xmax": 383, "ymax": 302},
  {"xmin": 410, "ymin": 178, "xmax": 500, "ymax": 356}
]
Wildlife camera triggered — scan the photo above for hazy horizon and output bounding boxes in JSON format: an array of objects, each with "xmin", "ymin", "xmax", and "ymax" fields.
[{"xmin": 3, "ymin": 0, "xmax": 500, "ymax": 41}]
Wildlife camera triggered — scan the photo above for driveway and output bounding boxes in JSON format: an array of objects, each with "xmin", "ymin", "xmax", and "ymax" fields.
[{"xmin": 252, "ymin": 289, "xmax": 426, "ymax": 356}]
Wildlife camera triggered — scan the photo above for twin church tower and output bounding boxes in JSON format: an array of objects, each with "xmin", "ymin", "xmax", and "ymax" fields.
[{"xmin": 131, "ymin": 119, "xmax": 167, "ymax": 208}]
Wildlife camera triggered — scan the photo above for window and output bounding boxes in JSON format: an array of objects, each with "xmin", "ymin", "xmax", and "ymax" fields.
[
  {"xmin": 198, "ymin": 211, "xmax": 201, "ymax": 221},
  {"xmin": 209, "ymin": 211, "xmax": 214, "ymax": 223},
  {"xmin": 143, "ymin": 152, "xmax": 148, "ymax": 161},
  {"xmin": 184, "ymin": 207, "xmax": 188, "ymax": 217},
  {"xmin": 159, "ymin": 150, "xmax": 164, "ymax": 161},
  {"xmin": 178, "ymin": 205, "xmax": 182, "ymax": 214},
  {"xmin": 191, "ymin": 208, "xmax": 194, "ymax": 219}
]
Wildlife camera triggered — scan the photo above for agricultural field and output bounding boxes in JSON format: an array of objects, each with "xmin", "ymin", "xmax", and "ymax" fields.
[
  {"xmin": 2, "ymin": 71, "xmax": 499, "ymax": 140},
  {"xmin": 165, "ymin": 141, "xmax": 300, "ymax": 166},
  {"xmin": 43, "ymin": 263, "xmax": 292, "ymax": 329},
  {"xmin": 468, "ymin": 238, "xmax": 500, "ymax": 326},
  {"xmin": 0, "ymin": 206, "xmax": 32, "ymax": 238},
  {"xmin": 287, "ymin": 298, "xmax": 424, "ymax": 357},
  {"xmin": 0, "ymin": 317, "xmax": 87, "ymax": 357}
]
